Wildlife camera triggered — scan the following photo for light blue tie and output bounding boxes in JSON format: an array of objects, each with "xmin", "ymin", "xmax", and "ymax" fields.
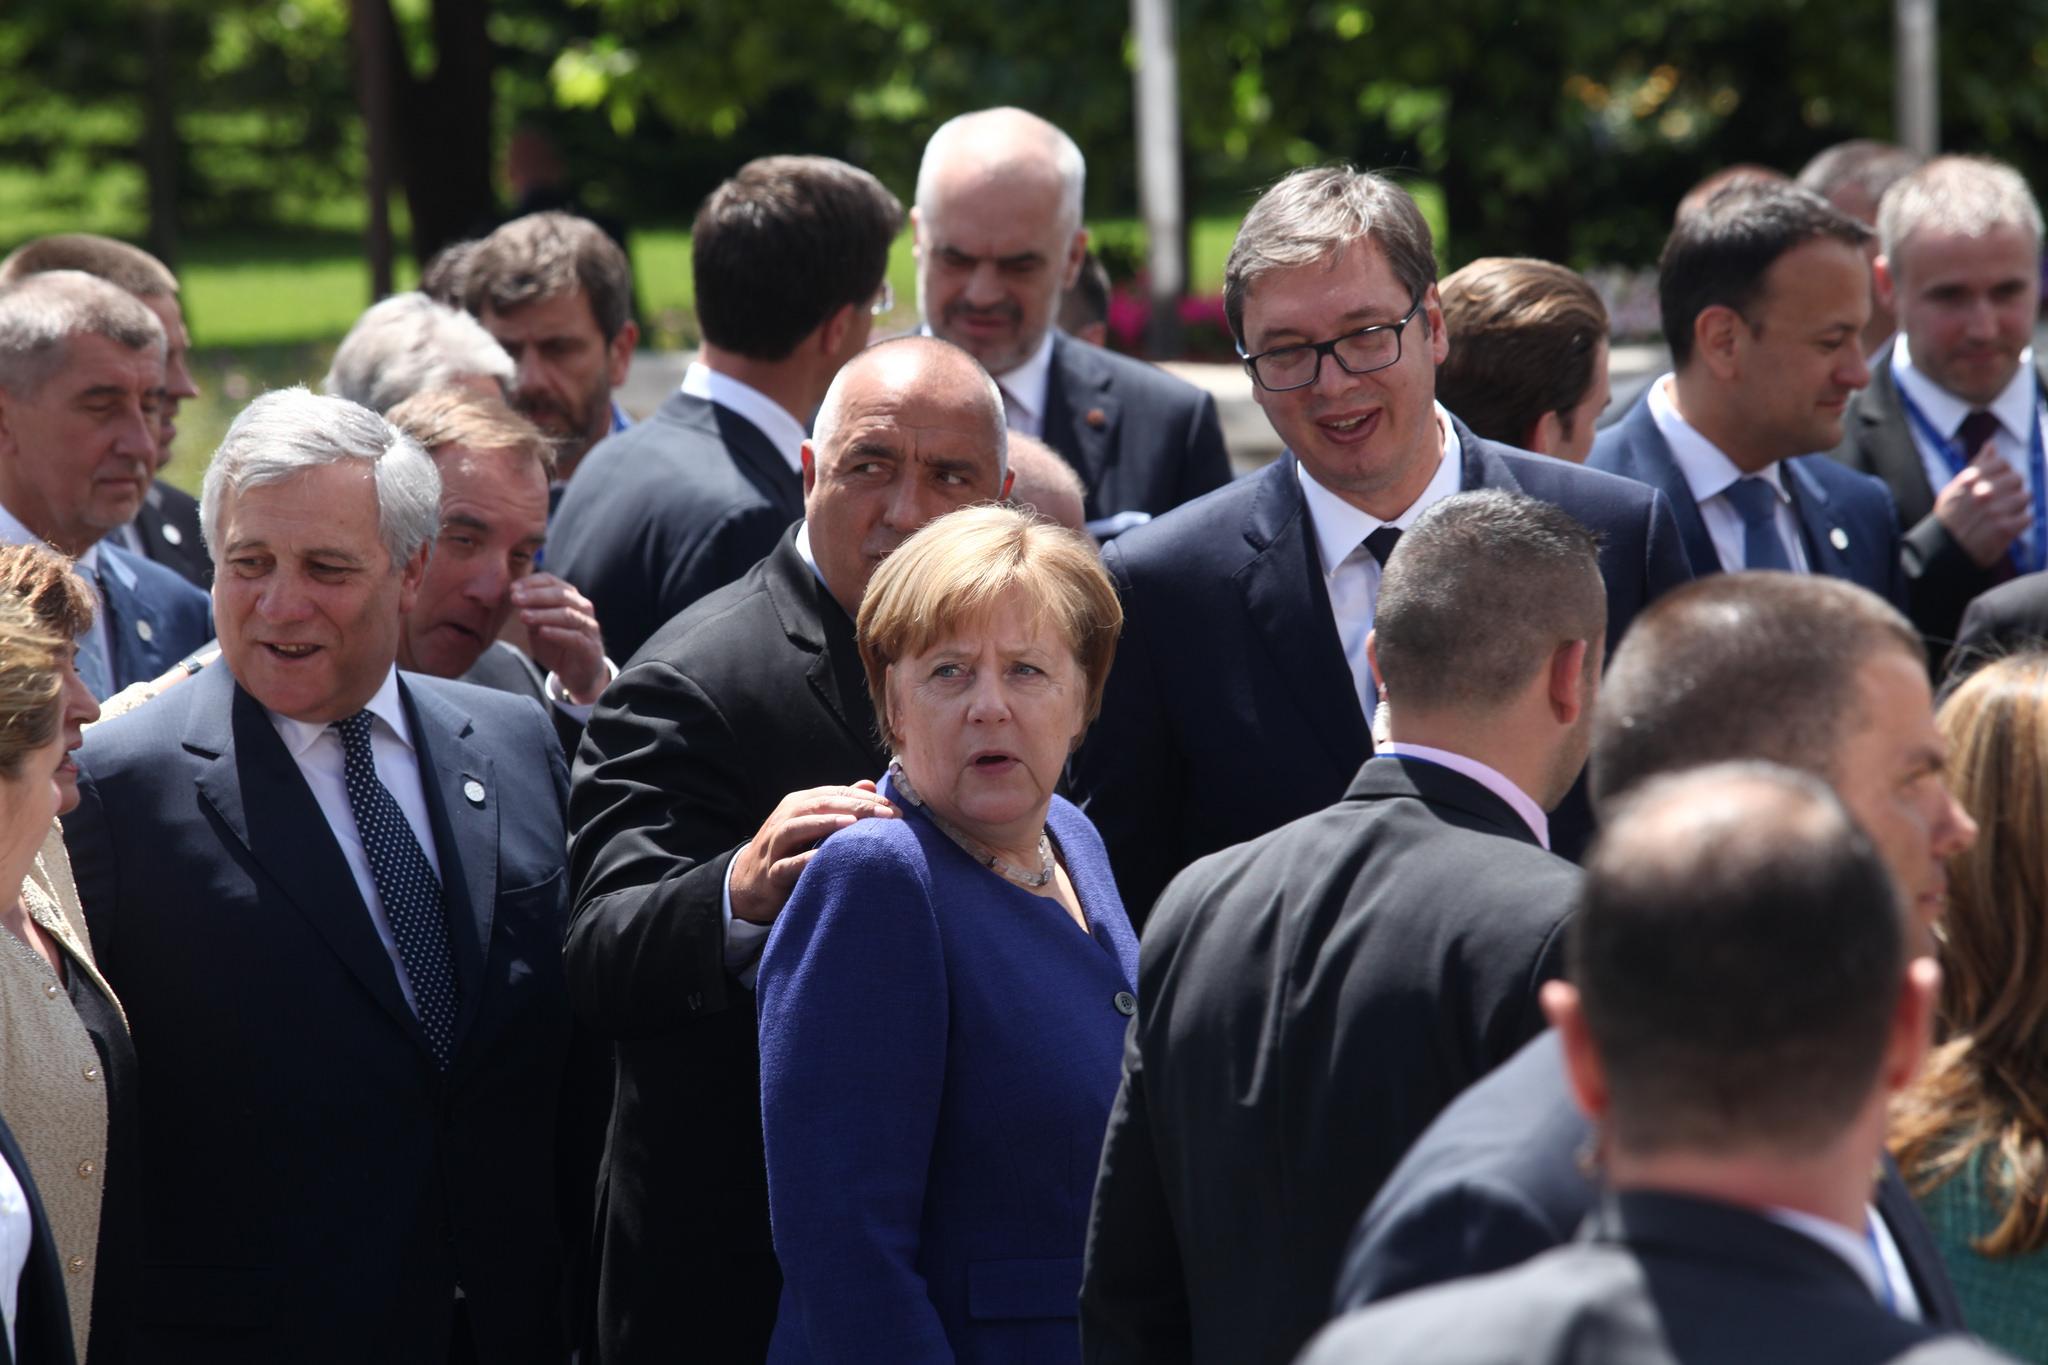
[
  {"xmin": 74, "ymin": 564, "xmax": 114, "ymax": 700},
  {"xmin": 1722, "ymin": 477, "xmax": 1793, "ymax": 572}
]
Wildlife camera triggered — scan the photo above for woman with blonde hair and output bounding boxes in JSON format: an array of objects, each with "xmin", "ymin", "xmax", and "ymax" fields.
[
  {"xmin": 0, "ymin": 544, "xmax": 133, "ymax": 1365},
  {"xmin": 1894, "ymin": 649, "xmax": 2048, "ymax": 1360}
]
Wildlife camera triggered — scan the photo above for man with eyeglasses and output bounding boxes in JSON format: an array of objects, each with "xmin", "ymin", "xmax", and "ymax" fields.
[
  {"xmin": 1070, "ymin": 166, "xmax": 1694, "ymax": 921},
  {"xmin": 545, "ymin": 156, "xmax": 903, "ymax": 661}
]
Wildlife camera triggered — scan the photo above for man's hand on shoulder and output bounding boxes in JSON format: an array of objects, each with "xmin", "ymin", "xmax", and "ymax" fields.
[{"xmin": 730, "ymin": 781, "xmax": 897, "ymax": 925}]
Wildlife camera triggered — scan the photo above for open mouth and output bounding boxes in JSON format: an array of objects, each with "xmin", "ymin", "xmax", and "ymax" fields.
[
  {"xmin": 264, "ymin": 643, "xmax": 320, "ymax": 660},
  {"xmin": 970, "ymin": 752, "xmax": 1019, "ymax": 772},
  {"xmin": 1318, "ymin": 410, "xmax": 1382, "ymax": 443}
]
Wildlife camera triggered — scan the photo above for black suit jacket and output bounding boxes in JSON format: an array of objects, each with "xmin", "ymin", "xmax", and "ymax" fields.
[
  {"xmin": 1591, "ymin": 390, "xmax": 1909, "ymax": 609},
  {"xmin": 1827, "ymin": 353, "xmax": 2034, "ymax": 654},
  {"xmin": 1072, "ymin": 419, "xmax": 1695, "ymax": 917},
  {"xmin": 1042, "ymin": 334, "xmax": 1231, "ymax": 525},
  {"xmin": 565, "ymin": 528, "xmax": 889, "ymax": 1363},
  {"xmin": 547, "ymin": 390, "xmax": 804, "ymax": 662},
  {"xmin": 63, "ymin": 664, "xmax": 574, "ymax": 1364},
  {"xmin": 1946, "ymin": 570, "xmax": 2048, "ymax": 683},
  {"xmin": 1333, "ymin": 1030, "xmax": 1968, "ymax": 1333},
  {"xmin": 1307, "ymin": 1191, "xmax": 2005, "ymax": 1365},
  {"xmin": 1079, "ymin": 757, "xmax": 1577, "ymax": 1365},
  {"xmin": 0, "ymin": 1106, "xmax": 75, "ymax": 1365},
  {"xmin": 130, "ymin": 481, "xmax": 211, "ymax": 588}
]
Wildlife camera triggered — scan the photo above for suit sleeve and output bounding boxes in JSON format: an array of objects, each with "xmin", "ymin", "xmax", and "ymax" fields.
[
  {"xmin": 564, "ymin": 658, "xmax": 751, "ymax": 1037},
  {"xmin": 1175, "ymin": 394, "xmax": 1232, "ymax": 509},
  {"xmin": 757, "ymin": 834, "xmax": 954, "ymax": 1363},
  {"xmin": 1331, "ymin": 1177, "xmax": 1562, "ymax": 1314},
  {"xmin": 1902, "ymin": 509, "xmax": 1988, "ymax": 648},
  {"xmin": 1079, "ymin": 1018, "xmax": 1190, "ymax": 1364},
  {"xmin": 1069, "ymin": 540, "xmax": 1186, "ymax": 927},
  {"xmin": 656, "ymin": 504, "xmax": 795, "ymax": 652},
  {"xmin": 1639, "ymin": 487, "xmax": 1696, "ymax": 604}
]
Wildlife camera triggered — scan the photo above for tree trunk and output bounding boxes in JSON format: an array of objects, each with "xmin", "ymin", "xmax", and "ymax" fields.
[
  {"xmin": 140, "ymin": 0, "xmax": 180, "ymax": 267},
  {"xmin": 393, "ymin": 0, "xmax": 498, "ymax": 266},
  {"xmin": 350, "ymin": 0, "xmax": 398, "ymax": 299}
]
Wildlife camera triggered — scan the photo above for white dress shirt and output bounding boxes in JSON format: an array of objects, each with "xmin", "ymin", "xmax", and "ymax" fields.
[
  {"xmin": 1297, "ymin": 404, "xmax": 1465, "ymax": 716},
  {"xmin": 265, "ymin": 667, "xmax": 444, "ymax": 1012},
  {"xmin": 0, "ymin": 1148, "xmax": 27, "ymax": 1360},
  {"xmin": 1893, "ymin": 333, "xmax": 2042, "ymax": 565},
  {"xmin": 0, "ymin": 503, "xmax": 119, "ymax": 680},
  {"xmin": 1647, "ymin": 375, "xmax": 1811, "ymax": 575},
  {"xmin": 992, "ymin": 331, "xmax": 1058, "ymax": 438},
  {"xmin": 1764, "ymin": 1204, "xmax": 1923, "ymax": 1322},
  {"xmin": 681, "ymin": 362, "xmax": 809, "ymax": 475},
  {"xmin": 1376, "ymin": 742, "xmax": 1549, "ymax": 849}
]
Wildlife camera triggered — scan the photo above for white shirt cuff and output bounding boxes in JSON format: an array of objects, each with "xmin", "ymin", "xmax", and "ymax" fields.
[
  {"xmin": 543, "ymin": 655, "xmax": 618, "ymax": 720},
  {"xmin": 721, "ymin": 853, "xmax": 771, "ymax": 990}
]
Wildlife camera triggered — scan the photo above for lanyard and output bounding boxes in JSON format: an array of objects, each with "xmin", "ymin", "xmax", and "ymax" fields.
[{"xmin": 1895, "ymin": 381, "xmax": 2048, "ymax": 575}]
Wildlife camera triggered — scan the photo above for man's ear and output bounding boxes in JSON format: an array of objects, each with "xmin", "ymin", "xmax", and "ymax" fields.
[
  {"xmin": 1544, "ymin": 980, "xmax": 1611, "ymax": 1127},
  {"xmin": 1694, "ymin": 305, "xmax": 1745, "ymax": 381},
  {"xmin": 1880, "ymin": 956, "xmax": 1942, "ymax": 1096},
  {"xmin": 1872, "ymin": 255, "xmax": 1898, "ymax": 313},
  {"xmin": 1365, "ymin": 629, "xmax": 1384, "ymax": 696},
  {"xmin": 396, "ymin": 542, "xmax": 430, "ymax": 616},
  {"xmin": 801, "ymin": 442, "xmax": 819, "ymax": 500},
  {"xmin": 817, "ymin": 301, "xmax": 860, "ymax": 360},
  {"xmin": 1059, "ymin": 226, "xmax": 1089, "ymax": 294},
  {"xmin": 606, "ymin": 318, "xmax": 639, "ymax": 388},
  {"xmin": 0, "ymin": 387, "xmax": 19, "ymax": 463},
  {"xmin": 1548, "ymin": 638, "xmax": 1590, "ymax": 726},
  {"xmin": 1422, "ymin": 283, "xmax": 1449, "ymax": 367}
]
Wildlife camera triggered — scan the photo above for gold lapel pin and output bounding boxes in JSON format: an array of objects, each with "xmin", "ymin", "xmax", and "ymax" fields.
[{"xmin": 1085, "ymin": 407, "xmax": 1108, "ymax": 430}]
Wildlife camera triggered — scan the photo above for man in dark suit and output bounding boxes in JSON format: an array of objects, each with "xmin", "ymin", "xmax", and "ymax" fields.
[
  {"xmin": 1589, "ymin": 181, "xmax": 1906, "ymax": 607},
  {"xmin": 546, "ymin": 159, "xmax": 904, "ymax": 660},
  {"xmin": 385, "ymin": 387, "xmax": 609, "ymax": 758},
  {"xmin": 1072, "ymin": 167, "xmax": 1692, "ymax": 915},
  {"xmin": 1305, "ymin": 764, "xmax": 2006, "ymax": 1365},
  {"xmin": 0, "ymin": 233, "xmax": 212, "ymax": 588},
  {"xmin": 565, "ymin": 336, "xmax": 1012, "ymax": 1363},
  {"xmin": 914, "ymin": 107, "xmax": 1230, "ymax": 537},
  {"xmin": 1827, "ymin": 156, "xmax": 2045, "ymax": 659},
  {"xmin": 1081, "ymin": 492, "xmax": 1604, "ymax": 1365},
  {"xmin": 63, "ymin": 388, "xmax": 576, "ymax": 1364},
  {"xmin": 0, "ymin": 271, "xmax": 209, "ymax": 700},
  {"xmin": 1335, "ymin": 573, "xmax": 1978, "ymax": 1329}
]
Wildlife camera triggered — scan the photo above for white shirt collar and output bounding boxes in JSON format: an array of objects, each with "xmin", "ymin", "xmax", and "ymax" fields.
[
  {"xmin": 264, "ymin": 666, "xmax": 415, "ymax": 761},
  {"xmin": 1375, "ymin": 741, "xmax": 1550, "ymax": 849},
  {"xmin": 1762, "ymin": 1206, "xmax": 1890, "ymax": 1307},
  {"xmin": 991, "ymin": 329, "xmax": 1059, "ymax": 429},
  {"xmin": 1296, "ymin": 403, "xmax": 1465, "ymax": 578},
  {"xmin": 1647, "ymin": 374, "xmax": 1791, "ymax": 507},
  {"xmin": 680, "ymin": 362, "xmax": 810, "ymax": 475},
  {"xmin": 1893, "ymin": 334, "xmax": 2039, "ymax": 446}
]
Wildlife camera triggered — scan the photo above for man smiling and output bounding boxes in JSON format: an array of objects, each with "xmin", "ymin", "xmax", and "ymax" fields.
[{"xmin": 1072, "ymin": 166, "xmax": 1692, "ymax": 915}]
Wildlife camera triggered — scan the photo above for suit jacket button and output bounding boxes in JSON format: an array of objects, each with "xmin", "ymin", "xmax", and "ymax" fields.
[
  {"xmin": 67, "ymin": 1256, "xmax": 84, "ymax": 1273},
  {"xmin": 82, "ymin": 1064, "xmax": 99, "ymax": 1081},
  {"xmin": 78, "ymin": 1159, "xmax": 96, "ymax": 1178},
  {"xmin": 1114, "ymin": 990, "xmax": 1137, "ymax": 1017},
  {"xmin": 44, "ymin": 982, "xmax": 59, "ymax": 998}
]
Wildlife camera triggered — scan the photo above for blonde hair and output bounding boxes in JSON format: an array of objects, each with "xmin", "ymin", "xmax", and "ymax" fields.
[
  {"xmin": 1893, "ymin": 652, "xmax": 2048, "ymax": 1254},
  {"xmin": 857, "ymin": 504, "xmax": 1121, "ymax": 753},
  {"xmin": 0, "ymin": 590, "xmax": 66, "ymax": 778},
  {"xmin": 387, "ymin": 386, "xmax": 558, "ymax": 480}
]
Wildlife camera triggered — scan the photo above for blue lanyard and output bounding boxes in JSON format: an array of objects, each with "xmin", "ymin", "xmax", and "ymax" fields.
[{"xmin": 1895, "ymin": 381, "xmax": 2048, "ymax": 575}]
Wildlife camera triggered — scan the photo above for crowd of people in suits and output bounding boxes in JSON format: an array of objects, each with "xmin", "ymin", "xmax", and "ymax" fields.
[{"xmin": 0, "ymin": 97, "xmax": 2045, "ymax": 1365}]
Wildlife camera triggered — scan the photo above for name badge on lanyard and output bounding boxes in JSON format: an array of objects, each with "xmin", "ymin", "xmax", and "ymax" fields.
[{"xmin": 1897, "ymin": 385, "xmax": 2048, "ymax": 576}]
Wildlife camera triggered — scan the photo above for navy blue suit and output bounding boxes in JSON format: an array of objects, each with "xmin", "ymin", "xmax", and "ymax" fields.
[
  {"xmin": 63, "ymin": 663, "xmax": 574, "ymax": 1364},
  {"xmin": 1590, "ymin": 390, "xmax": 1908, "ymax": 608},
  {"xmin": 96, "ymin": 541, "xmax": 211, "ymax": 696},
  {"xmin": 1041, "ymin": 334, "xmax": 1232, "ymax": 526},
  {"xmin": 1071, "ymin": 419, "xmax": 1695, "ymax": 914},
  {"xmin": 758, "ymin": 777, "xmax": 1140, "ymax": 1363}
]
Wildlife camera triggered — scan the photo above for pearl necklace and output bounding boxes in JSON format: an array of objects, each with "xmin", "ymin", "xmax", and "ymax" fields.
[{"xmin": 886, "ymin": 759, "xmax": 1055, "ymax": 889}]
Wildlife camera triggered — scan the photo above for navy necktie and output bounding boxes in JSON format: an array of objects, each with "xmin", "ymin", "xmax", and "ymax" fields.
[
  {"xmin": 1363, "ymin": 525, "xmax": 1403, "ymax": 568},
  {"xmin": 1722, "ymin": 477, "xmax": 1793, "ymax": 572},
  {"xmin": 1956, "ymin": 410, "xmax": 2001, "ymax": 461},
  {"xmin": 333, "ymin": 711, "xmax": 460, "ymax": 1068}
]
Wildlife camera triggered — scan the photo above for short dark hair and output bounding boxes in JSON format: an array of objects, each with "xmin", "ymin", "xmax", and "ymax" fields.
[
  {"xmin": 463, "ymin": 211, "xmax": 634, "ymax": 342},
  {"xmin": 1437, "ymin": 258, "xmax": 1608, "ymax": 448},
  {"xmin": 1375, "ymin": 490, "xmax": 1606, "ymax": 712},
  {"xmin": 1576, "ymin": 762, "xmax": 1905, "ymax": 1156},
  {"xmin": 1590, "ymin": 574, "xmax": 1922, "ymax": 807},
  {"xmin": 1659, "ymin": 182, "xmax": 1872, "ymax": 368},
  {"xmin": 692, "ymin": 155, "xmax": 904, "ymax": 361},
  {"xmin": 0, "ymin": 233, "xmax": 178, "ymax": 297},
  {"xmin": 1059, "ymin": 251, "xmax": 1112, "ymax": 334}
]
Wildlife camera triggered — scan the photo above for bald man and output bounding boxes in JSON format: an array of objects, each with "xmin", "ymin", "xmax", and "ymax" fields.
[
  {"xmin": 915, "ymin": 106, "xmax": 1230, "ymax": 535},
  {"xmin": 1007, "ymin": 431, "xmax": 1090, "ymax": 535}
]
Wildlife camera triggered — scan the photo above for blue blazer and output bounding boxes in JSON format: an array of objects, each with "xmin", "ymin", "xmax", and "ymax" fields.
[
  {"xmin": 1589, "ymin": 391, "xmax": 1908, "ymax": 609},
  {"xmin": 1072, "ymin": 417, "xmax": 1696, "ymax": 911},
  {"xmin": 97, "ymin": 540, "xmax": 212, "ymax": 695},
  {"xmin": 758, "ymin": 777, "xmax": 1140, "ymax": 1364},
  {"xmin": 63, "ymin": 662, "xmax": 574, "ymax": 1364}
]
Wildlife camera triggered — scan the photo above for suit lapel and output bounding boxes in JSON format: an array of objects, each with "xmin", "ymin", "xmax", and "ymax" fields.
[
  {"xmin": 401, "ymin": 676, "xmax": 497, "ymax": 1054},
  {"xmin": 1042, "ymin": 336, "xmax": 1119, "ymax": 509},
  {"xmin": 1235, "ymin": 459, "xmax": 1370, "ymax": 760},
  {"xmin": 1781, "ymin": 458, "xmax": 1856, "ymax": 580},
  {"xmin": 763, "ymin": 536, "xmax": 886, "ymax": 765},
  {"xmin": 1854, "ymin": 359, "xmax": 1938, "ymax": 526},
  {"xmin": 699, "ymin": 395, "xmax": 806, "ymax": 519},
  {"xmin": 98, "ymin": 548, "xmax": 167, "ymax": 689},
  {"xmin": 1619, "ymin": 402, "xmax": 1724, "ymax": 576},
  {"xmin": 186, "ymin": 667, "xmax": 435, "ymax": 1057}
]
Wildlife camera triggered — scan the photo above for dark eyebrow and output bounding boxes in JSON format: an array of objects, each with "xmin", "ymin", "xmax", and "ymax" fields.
[
  {"xmin": 921, "ymin": 456, "xmax": 981, "ymax": 476},
  {"xmin": 443, "ymin": 513, "xmax": 491, "ymax": 533},
  {"xmin": 843, "ymin": 440, "xmax": 901, "ymax": 462}
]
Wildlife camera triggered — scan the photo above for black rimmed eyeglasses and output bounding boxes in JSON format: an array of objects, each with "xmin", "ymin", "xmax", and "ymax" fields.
[{"xmin": 1238, "ymin": 294, "xmax": 1424, "ymax": 392}]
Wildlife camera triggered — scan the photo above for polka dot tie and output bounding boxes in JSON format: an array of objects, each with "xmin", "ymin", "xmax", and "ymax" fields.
[{"xmin": 334, "ymin": 711, "xmax": 460, "ymax": 1068}]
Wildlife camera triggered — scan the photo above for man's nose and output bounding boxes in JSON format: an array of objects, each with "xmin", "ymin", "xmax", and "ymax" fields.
[{"xmin": 963, "ymin": 262, "xmax": 1005, "ymax": 307}]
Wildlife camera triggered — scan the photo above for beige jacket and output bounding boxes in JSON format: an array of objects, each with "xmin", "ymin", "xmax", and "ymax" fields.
[{"xmin": 0, "ymin": 822, "xmax": 128, "ymax": 1363}]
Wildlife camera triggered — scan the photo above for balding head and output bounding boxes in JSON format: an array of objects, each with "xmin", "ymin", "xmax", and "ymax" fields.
[
  {"xmin": 1003, "ymin": 433, "xmax": 1087, "ymax": 535},
  {"xmin": 802, "ymin": 337, "xmax": 1011, "ymax": 617},
  {"xmin": 913, "ymin": 108, "xmax": 1090, "ymax": 377}
]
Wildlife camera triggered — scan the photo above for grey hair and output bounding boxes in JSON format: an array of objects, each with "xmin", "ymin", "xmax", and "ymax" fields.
[
  {"xmin": 0, "ymin": 270, "xmax": 165, "ymax": 399},
  {"xmin": 1224, "ymin": 166, "xmax": 1438, "ymax": 345},
  {"xmin": 916, "ymin": 107, "xmax": 1086, "ymax": 236},
  {"xmin": 811, "ymin": 336, "xmax": 1009, "ymax": 485},
  {"xmin": 321, "ymin": 292, "xmax": 514, "ymax": 415},
  {"xmin": 201, "ymin": 386, "xmax": 442, "ymax": 569},
  {"xmin": 1879, "ymin": 155, "xmax": 2045, "ymax": 263}
]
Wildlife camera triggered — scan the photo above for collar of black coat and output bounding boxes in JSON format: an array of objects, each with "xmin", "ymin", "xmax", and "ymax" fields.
[
  {"xmin": 1586, "ymin": 1189, "xmax": 1882, "ymax": 1305},
  {"xmin": 1344, "ymin": 753, "xmax": 1547, "ymax": 850}
]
